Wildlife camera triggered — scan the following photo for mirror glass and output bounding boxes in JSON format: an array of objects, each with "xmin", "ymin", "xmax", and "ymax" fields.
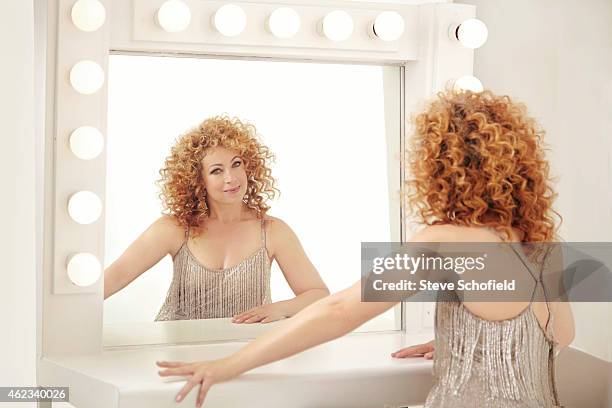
[{"xmin": 103, "ymin": 54, "xmax": 402, "ymax": 344}]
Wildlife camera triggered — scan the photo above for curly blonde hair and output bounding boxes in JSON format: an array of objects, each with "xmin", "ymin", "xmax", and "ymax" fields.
[
  {"xmin": 407, "ymin": 90, "xmax": 561, "ymax": 243},
  {"xmin": 157, "ymin": 116, "xmax": 278, "ymax": 234}
]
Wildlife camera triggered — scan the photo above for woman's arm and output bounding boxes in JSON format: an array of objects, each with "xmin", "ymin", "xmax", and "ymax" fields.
[
  {"xmin": 158, "ymin": 281, "xmax": 396, "ymax": 405},
  {"xmin": 104, "ymin": 215, "xmax": 184, "ymax": 299},
  {"xmin": 233, "ymin": 217, "xmax": 330, "ymax": 323}
]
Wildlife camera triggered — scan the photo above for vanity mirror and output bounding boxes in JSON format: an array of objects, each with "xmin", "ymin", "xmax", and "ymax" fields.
[
  {"xmin": 41, "ymin": 0, "xmax": 477, "ymax": 357},
  {"xmin": 102, "ymin": 53, "xmax": 402, "ymax": 345}
]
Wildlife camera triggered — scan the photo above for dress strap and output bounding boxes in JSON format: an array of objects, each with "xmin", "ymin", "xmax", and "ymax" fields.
[
  {"xmin": 260, "ymin": 217, "xmax": 266, "ymax": 249},
  {"xmin": 510, "ymin": 243, "xmax": 557, "ymax": 340}
]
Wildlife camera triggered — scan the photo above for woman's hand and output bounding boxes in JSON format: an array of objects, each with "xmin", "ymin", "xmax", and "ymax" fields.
[
  {"xmin": 156, "ymin": 358, "xmax": 237, "ymax": 407},
  {"xmin": 391, "ymin": 340, "xmax": 435, "ymax": 359},
  {"xmin": 232, "ymin": 302, "xmax": 289, "ymax": 324}
]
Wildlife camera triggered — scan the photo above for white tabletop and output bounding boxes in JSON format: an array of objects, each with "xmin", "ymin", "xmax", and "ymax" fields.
[{"xmin": 40, "ymin": 331, "xmax": 436, "ymax": 408}]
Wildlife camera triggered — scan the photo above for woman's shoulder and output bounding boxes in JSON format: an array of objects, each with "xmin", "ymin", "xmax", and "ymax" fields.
[
  {"xmin": 156, "ymin": 214, "xmax": 185, "ymax": 231},
  {"xmin": 409, "ymin": 224, "xmax": 520, "ymax": 243},
  {"xmin": 260, "ymin": 215, "xmax": 301, "ymax": 246},
  {"xmin": 261, "ymin": 214, "xmax": 289, "ymax": 234},
  {"xmin": 154, "ymin": 214, "xmax": 187, "ymax": 256}
]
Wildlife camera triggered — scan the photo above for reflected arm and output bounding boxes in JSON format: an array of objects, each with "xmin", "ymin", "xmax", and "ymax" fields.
[
  {"xmin": 103, "ymin": 215, "xmax": 183, "ymax": 299},
  {"xmin": 266, "ymin": 218, "xmax": 331, "ymax": 316}
]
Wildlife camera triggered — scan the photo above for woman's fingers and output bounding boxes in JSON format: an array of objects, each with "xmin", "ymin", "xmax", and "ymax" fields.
[
  {"xmin": 424, "ymin": 351, "xmax": 434, "ymax": 360},
  {"xmin": 158, "ymin": 365, "xmax": 196, "ymax": 377},
  {"xmin": 156, "ymin": 361, "xmax": 186, "ymax": 368},
  {"xmin": 232, "ymin": 309, "xmax": 259, "ymax": 322},
  {"xmin": 243, "ymin": 314, "xmax": 264, "ymax": 324},
  {"xmin": 233, "ymin": 314, "xmax": 254, "ymax": 323},
  {"xmin": 391, "ymin": 343, "xmax": 434, "ymax": 358},
  {"xmin": 196, "ymin": 379, "xmax": 212, "ymax": 408},
  {"xmin": 175, "ymin": 377, "xmax": 200, "ymax": 402}
]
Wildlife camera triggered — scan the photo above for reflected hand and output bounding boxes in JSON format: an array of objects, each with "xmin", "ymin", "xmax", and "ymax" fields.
[
  {"xmin": 232, "ymin": 303, "xmax": 289, "ymax": 324},
  {"xmin": 391, "ymin": 340, "xmax": 435, "ymax": 359},
  {"xmin": 156, "ymin": 359, "xmax": 236, "ymax": 407}
]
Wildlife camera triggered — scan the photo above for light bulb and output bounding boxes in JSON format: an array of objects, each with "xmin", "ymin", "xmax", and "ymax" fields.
[
  {"xmin": 213, "ymin": 4, "xmax": 247, "ymax": 37},
  {"xmin": 67, "ymin": 191, "xmax": 103, "ymax": 225},
  {"xmin": 71, "ymin": 0, "xmax": 106, "ymax": 32},
  {"xmin": 372, "ymin": 11, "xmax": 405, "ymax": 41},
  {"xmin": 454, "ymin": 75, "xmax": 484, "ymax": 93},
  {"xmin": 454, "ymin": 18, "xmax": 488, "ymax": 49},
  {"xmin": 70, "ymin": 126, "xmax": 104, "ymax": 160},
  {"xmin": 69, "ymin": 60, "xmax": 105, "ymax": 95},
  {"xmin": 67, "ymin": 253, "xmax": 102, "ymax": 287},
  {"xmin": 267, "ymin": 7, "xmax": 300, "ymax": 39},
  {"xmin": 156, "ymin": 0, "xmax": 191, "ymax": 33},
  {"xmin": 321, "ymin": 10, "xmax": 353, "ymax": 42}
]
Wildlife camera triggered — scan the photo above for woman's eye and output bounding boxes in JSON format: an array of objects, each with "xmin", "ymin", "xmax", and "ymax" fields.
[
  {"xmin": 211, "ymin": 169, "xmax": 221, "ymax": 175},
  {"xmin": 233, "ymin": 161, "xmax": 242, "ymax": 167}
]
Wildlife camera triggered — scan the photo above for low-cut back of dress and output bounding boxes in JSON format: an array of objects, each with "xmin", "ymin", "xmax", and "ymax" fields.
[
  {"xmin": 155, "ymin": 218, "xmax": 271, "ymax": 321},
  {"xmin": 423, "ymin": 243, "xmax": 564, "ymax": 407}
]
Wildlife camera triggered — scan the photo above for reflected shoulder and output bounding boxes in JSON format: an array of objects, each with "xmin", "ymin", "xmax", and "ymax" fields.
[
  {"xmin": 154, "ymin": 214, "xmax": 186, "ymax": 253},
  {"xmin": 263, "ymin": 215, "xmax": 291, "ymax": 236}
]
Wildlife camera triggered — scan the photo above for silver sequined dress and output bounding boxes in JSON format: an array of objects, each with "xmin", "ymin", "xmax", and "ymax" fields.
[
  {"xmin": 423, "ymin": 246, "xmax": 563, "ymax": 407},
  {"xmin": 155, "ymin": 218, "xmax": 271, "ymax": 321}
]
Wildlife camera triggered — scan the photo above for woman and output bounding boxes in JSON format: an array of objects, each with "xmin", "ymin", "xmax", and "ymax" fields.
[
  {"xmin": 104, "ymin": 116, "xmax": 330, "ymax": 323},
  {"xmin": 156, "ymin": 91, "xmax": 575, "ymax": 407}
]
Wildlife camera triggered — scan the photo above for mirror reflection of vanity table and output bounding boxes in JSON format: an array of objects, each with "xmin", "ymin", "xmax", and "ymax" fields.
[{"xmin": 38, "ymin": 0, "xmax": 478, "ymax": 406}]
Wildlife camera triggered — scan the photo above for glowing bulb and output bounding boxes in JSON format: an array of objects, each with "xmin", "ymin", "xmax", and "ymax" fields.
[
  {"xmin": 372, "ymin": 11, "xmax": 405, "ymax": 41},
  {"xmin": 71, "ymin": 0, "xmax": 106, "ymax": 32},
  {"xmin": 69, "ymin": 126, "xmax": 104, "ymax": 160},
  {"xmin": 67, "ymin": 253, "xmax": 102, "ymax": 287},
  {"xmin": 213, "ymin": 4, "xmax": 247, "ymax": 37},
  {"xmin": 69, "ymin": 60, "xmax": 104, "ymax": 95},
  {"xmin": 67, "ymin": 191, "xmax": 103, "ymax": 225},
  {"xmin": 454, "ymin": 75, "xmax": 484, "ymax": 93},
  {"xmin": 454, "ymin": 18, "xmax": 488, "ymax": 49},
  {"xmin": 321, "ymin": 10, "xmax": 353, "ymax": 42},
  {"xmin": 156, "ymin": 0, "xmax": 191, "ymax": 32},
  {"xmin": 267, "ymin": 7, "xmax": 300, "ymax": 38}
]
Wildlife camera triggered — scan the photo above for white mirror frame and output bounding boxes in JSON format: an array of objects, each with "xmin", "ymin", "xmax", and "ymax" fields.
[{"xmin": 41, "ymin": 0, "xmax": 477, "ymax": 357}]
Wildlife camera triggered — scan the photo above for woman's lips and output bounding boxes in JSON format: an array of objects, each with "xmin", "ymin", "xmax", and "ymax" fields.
[{"xmin": 224, "ymin": 185, "xmax": 240, "ymax": 193}]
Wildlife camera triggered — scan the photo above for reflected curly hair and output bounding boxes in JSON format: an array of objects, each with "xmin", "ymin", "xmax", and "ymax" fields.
[
  {"xmin": 407, "ymin": 90, "xmax": 561, "ymax": 242},
  {"xmin": 157, "ymin": 116, "xmax": 278, "ymax": 235}
]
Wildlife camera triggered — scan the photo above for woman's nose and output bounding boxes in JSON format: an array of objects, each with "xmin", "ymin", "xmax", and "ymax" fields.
[{"xmin": 223, "ymin": 171, "xmax": 234, "ymax": 183}]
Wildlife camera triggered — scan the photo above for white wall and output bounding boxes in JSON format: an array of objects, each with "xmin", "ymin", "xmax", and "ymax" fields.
[
  {"xmin": 0, "ymin": 1, "xmax": 37, "ymax": 407},
  {"xmin": 461, "ymin": 0, "xmax": 612, "ymax": 361}
]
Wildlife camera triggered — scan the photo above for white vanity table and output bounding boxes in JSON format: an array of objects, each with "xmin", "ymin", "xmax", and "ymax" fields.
[
  {"xmin": 41, "ymin": 330, "xmax": 435, "ymax": 407},
  {"xmin": 38, "ymin": 0, "xmax": 477, "ymax": 406}
]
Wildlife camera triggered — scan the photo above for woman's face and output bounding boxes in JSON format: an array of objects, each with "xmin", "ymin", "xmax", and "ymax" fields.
[{"xmin": 201, "ymin": 147, "xmax": 248, "ymax": 206}]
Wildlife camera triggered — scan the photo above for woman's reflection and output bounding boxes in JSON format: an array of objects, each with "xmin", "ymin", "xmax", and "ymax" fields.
[{"xmin": 103, "ymin": 116, "xmax": 330, "ymax": 322}]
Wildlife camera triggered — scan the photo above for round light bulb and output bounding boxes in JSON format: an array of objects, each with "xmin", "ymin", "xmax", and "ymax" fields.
[
  {"xmin": 71, "ymin": 0, "xmax": 106, "ymax": 32},
  {"xmin": 69, "ymin": 60, "xmax": 105, "ymax": 95},
  {"xmin": 69, "ymin": 126, "xmax": 104, "ymax": 160},
  {"xmin": 213, "ymin": 4, "xmax": 247, "ymax": 37},
  {"xmin": 67, "ymin": 253, "xmax": 102, "ymax": 287},
  {"xmin": 321, "ymin": 10, "xmax": 354, "ymax": 42},
  {"xmin": 456, "ymin": 18, "xmax": 488, "ymax": 49},
  {"xmin": 454, "ymin": 75, "xmax": 484, "ymax": 93},
  {"xmin": 372, "ymin": 11, "xmax": 405, "ymax": 41},
  {"xmin": 67, "ymin": 191, "xmax": 103, "ymax": 225},
  {"xmin": 267, "ymin": 7, "xmax": 300, "ymax": 39},
  {"xmin": 156, "ymin": 0, "xmax": 191, "ymax": 33}
]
